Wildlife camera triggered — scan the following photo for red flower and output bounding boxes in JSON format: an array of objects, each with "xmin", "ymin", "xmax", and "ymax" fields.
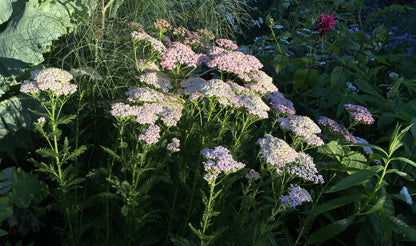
[{"xmin": 312, "ymin": 13, "xmax": 336, "ymax": 36}]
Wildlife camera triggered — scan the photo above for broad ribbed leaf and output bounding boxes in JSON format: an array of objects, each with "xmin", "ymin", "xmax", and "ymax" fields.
[
  {"xmin": 327, "ymin": 165, "xmax": 383, "ymax": 193},
  {"xmin": 0, "ymin": 0, "xmax": 96, "ymax": 96},
  {"xmin": 0, "ymin": 95, "xmax": 43, "ymax": 162},
  {"xmin": 0, "ymin": 196, "xmax": 13, "ymax": 222},
  {"xmin": 0, "ymin": 0, "xmax": 18, "ymax": 24},
  {"xmin": 9, "ymin": 167, "xmax": 49, "ymax": 208},
  {"xmin": 308, "ymin": 217, "xmax": 354, "ymax": 244}
]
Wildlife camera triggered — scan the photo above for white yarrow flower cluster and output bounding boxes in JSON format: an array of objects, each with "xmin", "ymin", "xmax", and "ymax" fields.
[
  {"xmin": 138, "ymin": 71, "xmax": 172, "ymax": 92},
  {"xmin": 238, "ymin": 70, "xmax": 278, "ymax": 94},
  {"xmin": 126, "ymin": 87, "xmax": 165, "ymax": 102},
  {"xmin": 20, "ymin": 68, "xmax": 77, "ymax": 96},
  {"xmin": 277, "ymin": 115, "xmax": 324, "ymax": 146},
  {"xmin": 238, "ymin": 93, "xmax": 270, "ymax": 119},
  {"xmin": 167, "ymin": 138, "xmax": 180, "ymax": 152}
]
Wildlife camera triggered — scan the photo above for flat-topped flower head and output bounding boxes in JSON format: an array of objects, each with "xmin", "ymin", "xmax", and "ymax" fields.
[
  {"xmin": 131, "ymin": 31, "xmax": 166, "ymax": 54},
  {"xmin": 238, "ymin": 70, "xmax": 278, "ymax": 94},
  {"xmin": 160, "ymin": 42, "xmax": 205, "ymax": 70},
  {"xmin": 245, "ymin": 169, "xmax": 260, "ymax": 181},
  {"xmin": 215, "ymin": 39, "xmax": 238, "ymax": 50},
  {"xmin": 238, "ymin": 93, "xmax": 270, "ymax": 119},
  {"xmin": 154, "ymin": 19, "xmax": 172, "ymax": 31},
  {"xmin": 278, "ymin": 115, "xmax": 324, "ymax": 146},
  {"xmin": 317, "ymin": 116, "xmax": 357, "ymax": 143},
  {"xmin": 20, "ymin": 80, "xmax": 39, "ymax": 94},
  {"xmin": 167, "ymin": 138, "xmax": 180, "ymax": 152},
  {"xmin": 288, "ymin": 152, "xmax": 324, "ymax": 184},
  {"xmin": 344, "ymin": 104, "xmax": 375, "ymax": 125},
  {"xmin": 257, "ymin": 134, "xmax": 298, "ymax": 172},
  {"xmin": 138, "ymin": 71, "xmax": 172, "ymax": 92},
  {"xmin": 138, "ymin": 125, "xmax": 161, "ymax": 145},
  {"xmin": 201, "ymin": 146, "xmax": 245, "ymax": 182},
  {"xmin": 263, "ymin": 91, "xmax": 296, "ymax": 115},
  {"xmin": 155, "ymin": 94, "xmax": 184, "ymax": 127},
  {"xmin": 280, "ymin": 184, "xmax": 312, "ymax": 208},
  {"xmin": 21, "ymin": 68, "xmax": 77, "ymax": 96},
  {"xmin": 206, "ymin": 50, "xmax": 263, "ymax": 75},
  {"xmin": 126, "ymin": 87, "xmax": 165, "ymax": 103}
]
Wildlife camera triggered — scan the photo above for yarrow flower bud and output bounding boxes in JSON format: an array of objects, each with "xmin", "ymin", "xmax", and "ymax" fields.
[
  {"xmin": 245, "ymin": 169, "xmax": 260, "ymax": 181},
  {"xmin": 280, "ymin": 184, "xmax": 312, "ymax": 208},
  {"xmin": 37, "ymin": 117, "xmax": 46, "ymax": 127},
  {"xmin": 167, "ymin": 138, "xmax": 180, "ymax": 152},
  {"xmin": 344, "ymin": 104, "xmax": 375, "ymax": 125}
]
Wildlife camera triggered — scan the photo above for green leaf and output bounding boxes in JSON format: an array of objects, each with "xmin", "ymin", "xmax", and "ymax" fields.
[
  {"xmin": 0, "ymin": 0, "xmax": 17, "ymax": 24},
  {"xmin": 363, "ymin": 192, "xmax": 386, "ymax": 215},
  {"xmin": 0, "ymin": 196, "xmax": 13, "ymax": 222},
  {"xmin": 273, "ymin": 55, "xmax": 289, "ymax": 74},
  {"xmin": 0, "ymin": 229, "xmax": 7, "ymax": 237},
  {"xmin": 0, "ymin": 95, "xmax": 43, "ymax": 162},
  {"xmin": 294, "ymin": 68, "xmax": 319, "ymax": 89},
  {"xmin": 388, "ymin": 214, "xmax": 416, "ymax": 241},
  {"xmin": 341, "ymin": 151, "xmax": 368, "ymax": 171},
  {"xmin": 308, "ymin": 217, "xmax": 354, "ymax": 244},
  {"xmin": 334, "ymin": 37, "xmax": 360, "ymax": 51},
  {"xmin": 0, "ymin": 166, "xmax": 16, "ymax": 194},
  {"xmin": 318, "ymin": 141, "xmax": 344, "ymax": 163},
  {"xmin": 312, "ymin": 193, "xmax": 368, "ymax": 215},
  {"xmin": 385, "ymin": 168, "xmax": 414, "ymax": 181},
  {"xmin": 8, "ymin": 167, "xmax": 49, "ymax": 208},
  {"xmin": 330, "ymin": 66, "xmax": 349, "ymax": 90},
  {"xmin": 327, "ymin": 165, "xmax": 383, "ymax": 193}
]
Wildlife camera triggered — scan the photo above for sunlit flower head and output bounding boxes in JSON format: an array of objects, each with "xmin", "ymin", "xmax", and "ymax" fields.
[
  {"xmin": 167, "ymin": 138, "xmax": 180, "ymax": 152},
  {"xmin": 131, "ymin": 31, "xmax": 166, "ymax": 54},
  {"xmin": 201, "ymin": 146, "xmax": 245, "ymax": 182},
  {"xmin": 154, "ymin": 19, "xmax": 172, "ymax": 31},
  {"xmin": 138, "ymin": 125, "xmax": 161, "ymax": 145},
  {"xmin": 257, "ymin": 134, "xmax": 298, "ymax": 171},
  {"xmin": 278, "ymin": 115, "xmax": 324, "ymax": 146},
  {"xmin": 238, "ymin": 70, "xmax": 278, "ymax": 94},
  {"xmin": 22, "ymin": 68, "xmax": 77, "ymax": 96}
]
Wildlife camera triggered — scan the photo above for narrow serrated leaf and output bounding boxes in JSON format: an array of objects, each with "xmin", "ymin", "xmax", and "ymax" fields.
[
  {"xmin": 312, "ymin": 193, "xmax": 368, "ymax": 215},
  {"xmin": 388, "ymin": 214, "xmax": 416, "ymax": 241}
]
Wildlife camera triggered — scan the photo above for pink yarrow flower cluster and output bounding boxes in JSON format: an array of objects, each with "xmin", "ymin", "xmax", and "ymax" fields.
[
  {"xmin": 206, "ymin": 49, "xmax": 263, "ymax": 75},
  {"xmin": 154, "ymin": 19, "xmax": 172, "ymax": 30},
  {"xmin": 160, "ymin": 42, "xmax": 209, "ymax": 70},
  {"xmin": 344, "ymin": 104, "xmax": 375, "ymax": 125},
  {"xmin": 317, "ymin": 116, "xmax": 357, "ymax": 143},
  {"xmin": 201, "ymin": 146, "xmax": 245, "ymax": 182},
  {"xmin": 264, "ymin": 91, "xmax": 296, "ymax": 115},
  {"xmin": 215, "ymin": 39, "xmax": 238, "ymax": 50}
]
